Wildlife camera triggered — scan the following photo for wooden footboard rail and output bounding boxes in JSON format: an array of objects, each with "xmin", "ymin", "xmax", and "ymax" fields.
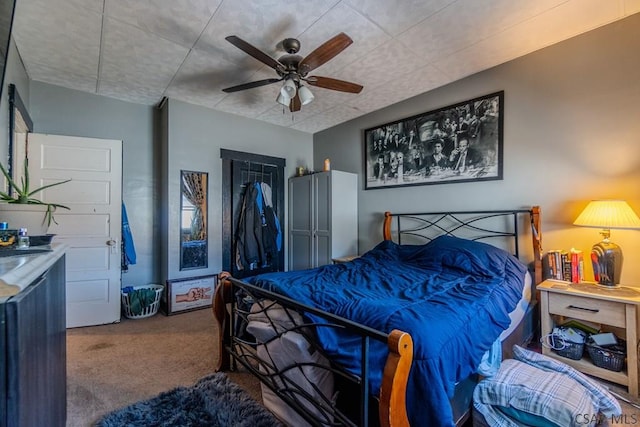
[{"xmin": 213, "ymin": 274, "xmax": 412, "ymax": 427}]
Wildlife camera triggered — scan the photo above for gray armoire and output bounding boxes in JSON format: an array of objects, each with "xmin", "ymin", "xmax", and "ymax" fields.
[{"xmin": 288, "ymin": 170, "xmax": 358, "ymax": 270}]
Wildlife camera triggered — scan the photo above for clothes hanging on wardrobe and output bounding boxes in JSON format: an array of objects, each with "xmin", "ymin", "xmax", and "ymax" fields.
[{"xmin": 235, "ymin": 182, "xmax": 282, "ymax": 272}]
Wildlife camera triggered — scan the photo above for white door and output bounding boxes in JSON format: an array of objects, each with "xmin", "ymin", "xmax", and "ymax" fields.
[{"xmin": 27, "ymin": 134, "xmax": 122, "ymax": 328}]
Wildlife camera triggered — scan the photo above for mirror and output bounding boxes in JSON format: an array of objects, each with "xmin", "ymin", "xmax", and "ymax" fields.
[
  {"xmin": 180, "ymin": 170, "xmax": 208, "ymax": 270},
  {"xmin": 8, "ymin": 84, "xmax": 32, "ymax": 188}
]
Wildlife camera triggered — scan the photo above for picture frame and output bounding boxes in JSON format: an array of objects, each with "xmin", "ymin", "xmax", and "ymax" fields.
[
  {"xmin": 364, "ymin": 91, "xmax": 504, "ymax": 189},
  {"xmin": 162, "ymin": 274, "xmax": 217, "ymax": 315}
]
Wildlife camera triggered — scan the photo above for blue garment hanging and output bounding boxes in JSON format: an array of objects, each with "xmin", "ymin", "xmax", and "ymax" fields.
[
  {"xmin": 253, "ymin": 182, "xmax": 266, "ymax": 226},
  {"xmin": 122, "ymin": 203, "xmax": 137, "ymax": 271}
]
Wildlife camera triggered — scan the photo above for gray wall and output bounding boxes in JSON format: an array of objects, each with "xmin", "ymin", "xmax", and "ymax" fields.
[
  {"xmin": 163, "ymin": 99, "xmax": 313, "ymax": 281},
  {"xmin": 29, "ymin": 82, "xmax": 156, "ymax": 287},
  {"xmin": 314, "ymin": 14, "xmax": 640, "ymax": 284}
]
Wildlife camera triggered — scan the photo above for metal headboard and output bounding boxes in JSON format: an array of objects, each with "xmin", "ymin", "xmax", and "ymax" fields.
[{"xmin": 383, "ymin": 207, "xmax": 542, "ymax": 283}]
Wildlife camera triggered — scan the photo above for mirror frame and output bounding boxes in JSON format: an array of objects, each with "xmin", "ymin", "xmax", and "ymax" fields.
[
  {"xmin": 180, "ymin": 170, "xmax": 208, "ymax": 270},
  {"xmin": 0, "ymin": 0, "xmax": 16, "ymax": 103},
  {"xmin": 8, "ymin": 83, "xmax": 33, "ymax": 189}
]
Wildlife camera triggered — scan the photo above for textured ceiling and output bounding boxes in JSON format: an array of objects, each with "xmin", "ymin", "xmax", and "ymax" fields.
[{"xmin": 11, "ymin": 0, "xmax": 640, "ymax": 134}]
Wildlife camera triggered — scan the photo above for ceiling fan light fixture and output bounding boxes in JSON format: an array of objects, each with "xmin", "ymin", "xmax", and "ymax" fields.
[
  {"xmin": 280, "ymin": 78, "xmax": 297, "ymax": 98},
  {"xmin": 276, "ymin": 92, "xmax": 290, "ymax": 107},
  {"xmin": 298, "ymin": 85, "xmax": 314, "ymax": 106}
]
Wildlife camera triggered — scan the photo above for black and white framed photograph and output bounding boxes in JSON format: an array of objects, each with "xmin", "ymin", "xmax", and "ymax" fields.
[
  {"xmin": 364, "ymin": 91, "xmax": 504, "ymax": 189},
  {"xmin": 163, "ymin": 274, "xmax": 217, "ymax": 315}
]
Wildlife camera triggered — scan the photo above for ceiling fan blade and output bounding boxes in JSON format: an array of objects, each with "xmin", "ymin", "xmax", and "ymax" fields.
[
  {"xmin": 222, "ymin": 78, "xmax": 282, "ymax": 93},
  {"xmin": 298, "ymin": 33, "xmax": 353, "ymax": 75},
  {"xmin": 306, "ymin": 76, "xmax": 363, "ymax": 94},
  {"xmin": 290, "ymin": 93, "xmax": 301, "ymax": 112},
  {"xmin": 225, "ymin": 35, "xmax": 283, "ymax": 72}
]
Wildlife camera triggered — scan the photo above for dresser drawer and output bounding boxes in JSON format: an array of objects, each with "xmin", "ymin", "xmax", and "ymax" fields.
[{"xmin": 548, "ymin": 293, "xmax": 626, "ymax": 328}]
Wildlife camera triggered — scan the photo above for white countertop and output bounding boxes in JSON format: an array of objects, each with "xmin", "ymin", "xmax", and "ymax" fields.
[{"xmin": 0, "ymin": 244, "xmax": 66, "ymax": 298}]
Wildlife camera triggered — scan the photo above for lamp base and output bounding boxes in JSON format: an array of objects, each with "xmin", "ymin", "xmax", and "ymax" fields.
[
  {"xmin": 590, "ymin": 240, "xmax": 623, "ymax": 287},
  {"xmin": 595, "ymin": 282, "xmax": 622, "ymax": 289}
]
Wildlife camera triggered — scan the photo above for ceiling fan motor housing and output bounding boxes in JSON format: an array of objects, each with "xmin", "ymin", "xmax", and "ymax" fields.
[
  {"xmin": 278, "ymin": 54, "xmax": 303, "ymax": 75},
  {"xmin": 282, "ymin": 38, "xmax": 300, "ymax": 54}
]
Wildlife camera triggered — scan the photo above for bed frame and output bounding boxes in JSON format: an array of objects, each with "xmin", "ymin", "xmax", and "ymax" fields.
[{"xmin": 213, "ymin": 207, "xmax": 542, "ymax": 427}]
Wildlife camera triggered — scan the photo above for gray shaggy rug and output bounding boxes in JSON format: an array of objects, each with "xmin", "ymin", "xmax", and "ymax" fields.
[{"xmin": 96, "ymin": 373, "xmax": 283, "ymax": 427}]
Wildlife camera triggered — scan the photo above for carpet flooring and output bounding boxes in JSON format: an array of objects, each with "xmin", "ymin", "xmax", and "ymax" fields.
[{"xmin": 66, "ymin": 308, "xmax": 260, "ymax": 427}]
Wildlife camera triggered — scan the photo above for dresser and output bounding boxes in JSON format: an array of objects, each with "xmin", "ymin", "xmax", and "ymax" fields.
[
  {"xmin": 0, "ymin": 246, "xmax": 67, "ymax": 427},
  {"xmin": 539, "ymin": 279, "xmax": 640, "ymax": 396},
  {"xmin": 288, "ymin": 171, "xmax": 357, "ymax": 270}
]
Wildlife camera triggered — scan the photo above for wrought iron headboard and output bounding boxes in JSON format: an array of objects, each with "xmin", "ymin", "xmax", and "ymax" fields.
[{"xmin": 383, "ymin": 207, "xmax": 542, "ymax": 284}]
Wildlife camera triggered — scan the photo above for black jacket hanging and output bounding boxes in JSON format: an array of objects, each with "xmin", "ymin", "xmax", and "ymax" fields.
[{"xmin": 235, "ymin": 182, "xmax": 279, "ymax": 272}]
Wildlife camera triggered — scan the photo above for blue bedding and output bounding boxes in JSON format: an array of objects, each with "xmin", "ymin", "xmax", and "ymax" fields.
[{"xmin": 246, "ymin": 236, "xmax": 527, "ymax": 427}]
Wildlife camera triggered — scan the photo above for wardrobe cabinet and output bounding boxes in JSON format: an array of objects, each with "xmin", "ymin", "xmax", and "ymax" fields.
[{"xmin": 289, "ymin": 170, "xmax": 357, "ymax": 270}]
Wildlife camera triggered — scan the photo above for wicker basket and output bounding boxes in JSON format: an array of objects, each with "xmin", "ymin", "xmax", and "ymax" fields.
[
  {"xmin": 586, "ymin": 338, "xmax": 626, "ymax": 372},
  {"xmin": 121, "ymin": 284, "xmax": 164, "ymax": 319},
  {"xmin": 550, "ymin": 334, "xmax": 584, "ymax": 360}
]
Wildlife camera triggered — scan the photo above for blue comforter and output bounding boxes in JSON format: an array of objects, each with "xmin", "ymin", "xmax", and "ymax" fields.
[{"xmin": 246, "ymin": 236, "xmax": 527, "ymax": 426}]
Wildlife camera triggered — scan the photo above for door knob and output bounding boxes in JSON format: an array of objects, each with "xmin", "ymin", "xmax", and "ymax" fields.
[{"xmin": 106, "ymin": 239, "xmax": 117, "ymax": 246}]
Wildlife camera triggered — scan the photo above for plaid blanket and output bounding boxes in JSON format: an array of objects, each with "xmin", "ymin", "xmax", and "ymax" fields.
[{"xmin": 473, "ymin": 346, "xmax": 620, "ymax": 427}]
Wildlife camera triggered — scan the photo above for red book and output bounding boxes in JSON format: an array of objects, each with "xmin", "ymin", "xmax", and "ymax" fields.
[{"xmin": 570, "ymin": 249, "xmax": 583, "ymax": 283}]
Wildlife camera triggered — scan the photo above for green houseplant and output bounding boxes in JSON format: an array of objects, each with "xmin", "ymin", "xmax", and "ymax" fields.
[{"xmin": 0, "ymin": 158, "xmax": 71, "ymax": 232}]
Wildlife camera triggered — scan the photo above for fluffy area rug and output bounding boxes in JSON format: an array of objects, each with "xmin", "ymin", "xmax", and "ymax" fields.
[{"xmin": 95, "ymin": 372, "xmax": 283, "ymax": 427}]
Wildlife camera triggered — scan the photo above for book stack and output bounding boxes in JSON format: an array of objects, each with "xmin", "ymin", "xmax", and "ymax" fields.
[{"xmin": 546, "ymin": 248, "xmax": 584, "ymax": 282}]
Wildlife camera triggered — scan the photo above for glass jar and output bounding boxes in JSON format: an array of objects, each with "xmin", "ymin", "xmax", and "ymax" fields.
[{"xmin": 17, "ymin": 228, "xmax": 29, "ymax": 249}]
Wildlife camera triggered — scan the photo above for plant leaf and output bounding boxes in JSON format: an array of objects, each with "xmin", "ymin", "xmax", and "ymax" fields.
[
  {"xmin": 0, "ymin": 161, "xmax": 26, "ymax": 196},
  {"xmin": 1, "ymin": 159, "xmax": 71, "ymax": 226},
  {"xmin": 23, "ymin": 158, "xmax": 29, "ymax": 195},
  {"xmin": 27, "ymin": 178, "xmax": 72, "ymax": 197}
]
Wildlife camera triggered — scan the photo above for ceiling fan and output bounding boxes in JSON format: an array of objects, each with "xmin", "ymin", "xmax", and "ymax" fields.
[{"xmin": 222, "ymin": 33, "xmax": 363, "ymax": 112}]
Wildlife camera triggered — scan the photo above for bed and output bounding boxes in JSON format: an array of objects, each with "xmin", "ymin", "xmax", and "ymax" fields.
[{"xmin": 213, "ymin": 207, "xmax": 542, "ymax": 427}]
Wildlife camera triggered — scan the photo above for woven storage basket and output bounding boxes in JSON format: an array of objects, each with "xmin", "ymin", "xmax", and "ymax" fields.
[
  {"xmin": 121, "ymin": 284, "xmax": 163, "ymax": 319},
  {"xmin": 586, "ymin": 338, "xmax": 626, "ymax": 372},
  {"xmin": 550, "ymin": 334, "xmax": 584, "ymax": 360}
]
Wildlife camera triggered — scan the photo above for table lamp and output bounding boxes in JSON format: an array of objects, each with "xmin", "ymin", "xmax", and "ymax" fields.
[{"xmin": 573, "ymin": 200, "xmax": 640, "ymax": 287}]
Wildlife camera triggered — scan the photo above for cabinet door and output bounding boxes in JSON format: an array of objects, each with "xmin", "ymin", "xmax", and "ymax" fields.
[
  {"xmin": 289, "ymin": 175, "xmax": 313, "ymax": 270},
  {"xmin": 6, "ymin": 256, "xmax": 66, "ymax": 427},
  {"xmin": 313, "ymin": 172, "xmax": 331, "ymax": 267}
]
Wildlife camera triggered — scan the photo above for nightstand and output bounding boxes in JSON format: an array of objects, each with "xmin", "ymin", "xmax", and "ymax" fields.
[
  {"xmin": 331, "ymin": 254, "xmax": 360, "ymax": 264},
  {"xmin": 538, "ymin": 279, "xmax": 640, "ymax": 396}
]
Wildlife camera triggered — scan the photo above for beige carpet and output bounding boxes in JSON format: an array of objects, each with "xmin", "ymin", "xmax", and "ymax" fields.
[
  {"xmin": 66, "ymin": 308, "xmax": 260, "ymax": 427},
  {"xmin": 598, "ymin": 381, "xmax": 640, "ymax": 426}
]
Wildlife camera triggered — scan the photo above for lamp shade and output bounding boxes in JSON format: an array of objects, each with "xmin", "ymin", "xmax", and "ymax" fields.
[
  {"xmin": 280, "ymin": 78, "xmax": 297, "ymax": 99},
  {"xmin": 298, "ymin": 85, "xmax": 314, "ymax": 106},
  {"xmin": 573, "ymin": 200, "xmax": 640, "ymax": 287},
  {"xmin": 276, "ymin": 92, "xmax": 290, "ymax": 107},
  {"xmin": 573, "ymin": 200, "xmax": 640, "ymax": 229}
]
